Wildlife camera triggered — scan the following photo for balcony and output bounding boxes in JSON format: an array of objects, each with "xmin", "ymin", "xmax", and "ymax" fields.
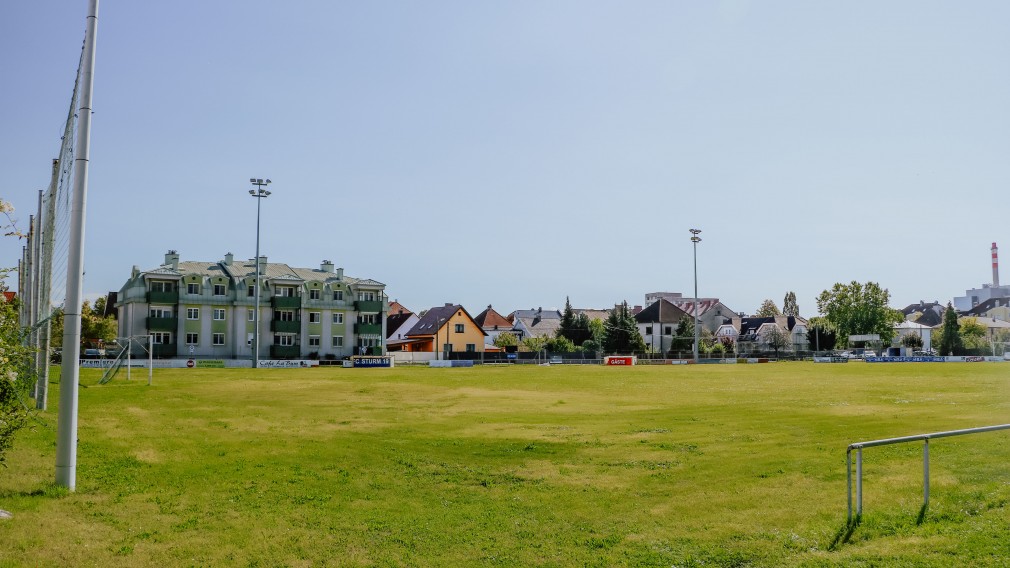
[
  {"xmin": 146, "ymin": 316, "xmax": 178, "ymax": 332},
  {"xmin": 270, "ymin": 345, "xmax": 301, "ymax": 359},
  {"xmin": 354, "ymin": 300, "xmax": 383, "ymax": 313},
  {"xmin": 152, "ymin": 343, "xmax": 177, "ymax": 358},
  {"xmin": 147, "ymin": 290, "xmax": 179, "ymax": 304},
  {"xmin": 271, "ymin": 319, "xmax": 300, "ymax": 333},
  {"xmin": 271, "ymin": 296, "xmax": 301, "ymax": 309},
  {"xmin": 354, "ymin": 323, "xmax": 382, "ymax": 335}
]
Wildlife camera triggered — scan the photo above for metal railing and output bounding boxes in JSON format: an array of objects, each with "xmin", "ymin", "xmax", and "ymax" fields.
[{"xmin": 846, "ymin": 424, "xmax": 1010, "ymax": 522}]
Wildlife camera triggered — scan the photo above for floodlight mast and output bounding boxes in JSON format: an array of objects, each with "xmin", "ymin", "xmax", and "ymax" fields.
[
  {"xmin": 690, "ymin": 229, "xmax": 702, "ymax": 364},
  {"xmin": 249, "ymin": 178, "xmax": 271, "ymax": 368}
]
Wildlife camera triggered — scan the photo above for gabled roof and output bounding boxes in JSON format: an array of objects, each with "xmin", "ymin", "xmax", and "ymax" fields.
[
  {"xmin": 386, "ymin": 312, "xmax": 416, "ymax": 339},
  {"xmin": 964, "ymin": 297, "xmax": 1010, "ymax": 316},
  {"xmin": 473, "ymin": 305, "xmax": 511, "ymax": 329},
  {"xmin": 575, "ymin": 309, "xmax": 610, "ymax": 321},
  {"xmin": 389, "ymin": 301, "xmax": 414, "ymax": 313},
  {"xmin": 634, "ymin": 299, "xmax": 690, "ymax": 324},
  {"xmin": 406, "ymin": 304, "xmax": 487, "ymax": 337}
]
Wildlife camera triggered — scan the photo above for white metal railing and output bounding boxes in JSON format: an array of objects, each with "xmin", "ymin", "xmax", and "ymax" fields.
[{"xmin": 846, "ymin": 424, "xmax": 1010, "ymax": 522}]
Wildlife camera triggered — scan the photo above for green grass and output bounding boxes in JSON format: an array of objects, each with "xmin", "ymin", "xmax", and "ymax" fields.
[{"xmin": 2, "ymin": 362, "xmax": 1010, "ymax": 566}]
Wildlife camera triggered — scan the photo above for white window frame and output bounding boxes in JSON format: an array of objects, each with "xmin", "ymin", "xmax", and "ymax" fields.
[
  {"xmin": 309, "ymin": 289, "xmax": 321, "ymax": 300},
  {"xmin": 308, "ymin": 335, "xmax": 320, "ymax": 347},
  {"xmin": 187, "ymin": 308, "xmax": 200, "ymax": 320},
  {"xmin": 187, "ymin": 282, "xmax": 200, "ymax": 294},
  {"xmin": 275, "ymin": 335, "xmax": 295, "ymax": 347},
  {"xmin": 332, "ymin": 313, "xmax": 344, "ymax": 324},
  {"xmin": 185, "ymin": 333, "xmax": 199, "ymax": 345},
  {"xmin": 213, "ymin": 309, "xmax": 226, "ymax": 321},
  {"xmin": 213, "ymin": 284, "xmax": 226, "ymax": 296},
  {"xmin": 309, "ymin": 312, "xmax": 321, "ymax": 324},
  {"xmin": 212, "ymin": 333, "xmax": 225, "ymax": 346},
  {"xmin": 333, "ymin": 290, "xmax": 344, "ymax": 301},
  {"xmin": 332, "ymin": 336, "xmax": 344, "ymax": 347},
  {"xmin": 152, "ymin": 332, "xmax": 172, "ymax": 344},
  {"xmin": 248, "ymin": 309, "xmax": 255, "ymax": 321}
]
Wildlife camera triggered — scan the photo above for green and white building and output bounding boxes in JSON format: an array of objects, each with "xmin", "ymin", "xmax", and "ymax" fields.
[{"xmin": 116, "ymin": 251, "xmax": 387, "ymax": 360}]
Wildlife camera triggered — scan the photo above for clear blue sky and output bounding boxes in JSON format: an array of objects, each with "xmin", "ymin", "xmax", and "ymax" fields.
[{"xmin": 3, "ymin": 1, "xmax": 1008, "ymax": 317}]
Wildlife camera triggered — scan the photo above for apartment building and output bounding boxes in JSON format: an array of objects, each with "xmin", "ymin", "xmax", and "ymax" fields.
[{"xmin": 115, "ymin": 251, "xmax": 387, "ymax": 359}]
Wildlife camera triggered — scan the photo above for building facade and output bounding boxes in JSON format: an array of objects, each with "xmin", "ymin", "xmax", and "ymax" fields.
[{"xmin": 116, "ymin": 251, "xmax": 387, "ymax": 359}]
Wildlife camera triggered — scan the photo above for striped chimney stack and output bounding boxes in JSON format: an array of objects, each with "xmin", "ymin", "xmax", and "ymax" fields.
[{"xmin": 994, "ymin": 242, "xmax": 1000, "ymax": 288}]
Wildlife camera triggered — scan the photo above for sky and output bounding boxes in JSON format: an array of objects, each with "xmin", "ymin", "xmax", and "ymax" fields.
[{"xmin": 2, "ymin": 1, "xmax": 1008, "ymax": 319}]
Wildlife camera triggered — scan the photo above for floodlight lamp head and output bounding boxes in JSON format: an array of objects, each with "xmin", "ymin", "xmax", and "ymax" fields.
[
  {"xmin": 689, "ymin": 228, "xmax": 701, "ymax": 235},
  {"xmin": 249, "ymin": 178, "xmax": 256, "ymax": 183},
  {"xmin": 263, "ymin": 190, "xmax": 271, "ymax": 196},
  {"xmin": 248, "ymin": 190, "xmax": 255, "ymax": 195},
  {"xmin": 265, "ymin": 179, "xmax": 272, "ymax": 184}
]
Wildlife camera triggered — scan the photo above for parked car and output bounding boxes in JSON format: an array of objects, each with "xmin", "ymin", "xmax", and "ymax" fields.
[{"xmin": 82, "ymin": 348, "xmax": 106, "ymax": 359}]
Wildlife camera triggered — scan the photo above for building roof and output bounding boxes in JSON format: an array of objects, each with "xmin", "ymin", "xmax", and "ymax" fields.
[
  {"xmin": 964, "ymin": 297, "xmax": 1010, "ymax": 316},
  {"xmin": 388, "ymin": 301, "xmax": 412, "ymax": 316},
  {"xmin": 575, "ymin": 308, "xmax": 610, "ymax": 321},
  {"xmin": 386, "ymin": 312, "xmax": 415, "ymax": 339},
  {"xmin": 406, "ymin": 304, "xmax": 487, "ymax": 338},
  {"xmin": 473, "ymin": 305, "xmax": 511, "ymax": 330},
  {"xmin": 902, "ymin": 301, "xmax": 945, "ymax": 327},
  {"xmin": 510, "ymin": 307, "xmax": 563, "ymax": 338},
  {"xmin": 634, "ymin": 299, "xmax": 690, "ymax": 324}
]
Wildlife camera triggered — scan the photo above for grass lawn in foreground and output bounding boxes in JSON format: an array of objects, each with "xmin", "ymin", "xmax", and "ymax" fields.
[{"xmin": 2, "ymin": 362, "xmax": 1010, "ymax": 566}]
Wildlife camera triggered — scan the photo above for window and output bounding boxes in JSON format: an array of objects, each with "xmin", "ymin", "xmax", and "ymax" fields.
[
  {"xmin": 187, "ymin": 308, "xmax": 199, "ymax": 320},
  {"xmin": 213, "ymin": 284, "xmax": 226, "ymax": 296},
  {"xmin": 150, "ymin": 281, "xmax": 173, "ymax": 292},
  {"xmin": 454, "ymin": 323, "xmax": 464, "ymax": 333},
  {"xmin": 466, "ymin": 344, "xmax": 476, "ymax": 352},
  {"xmin": 332, "ymin": 313, "xmax": 344, "ymax": 324},
  {"xmin": 248, "ymin": 309, "xmax": 255, "ymax": 321},
  {"xmin": 150, "ymin": 307, "xmax": 172, "ymax": 318},
  {"xmin": 645, "ymin": 326, "xmax": 653, "ymax": 335},
  {"xmin": 276, "ymin": 286, "xmax": 296, "ymax": 297},
  {"xmin": 309, "ymin": 312, "xmax": 321, "ymax": 323},
  {"xmin": 152, "ymin": 332, "xmax": 171, "ymax": 344},
  {"xmin": 308, "ymin": 336, "xmax": 320, "ymax": 347},
  {"xmin": 212, "ymin": 333, "xmax": 225, "ymax": 346},
  {"xmin": 332, "ymin": 336, "xmax": 344, "ymax": 347},
  {"xmin": 274, "ymin": 335, "xmax": 294, "ymax": 346},
  {"xmin": 333, "ymin": 290, "xmax": 344, "ymax": 301},
  {"xmin": 358, "ymin": 292, "xmax": 376, "ymax": 301},
  {"xmin": 248, "ymin": 285, "xmax": 255, "ymax": 297},
  {"xmin": 664, "ymin": 326, "xmax": 672, "ymax": 335},
  {"xmin": 185, "ymin": 333, "xmax": 199, "ymax": 345},
  {"xmin": 309, "ymin": 289, "xmax": 320, "ymax": 300},
  {"xmin": 277, "ymin": 310, "xmax": 295, "ymax": 322},
  {"xmin": 213, "ymin": 309, "xmax": 226, "ymax": 321},
  {"xmin": 358, "ymin": 314, "xmax": 376, "ymax": 324},
  {"xmin": 187, "ymin": 283, "xmax": 200, "ymax": 294}
]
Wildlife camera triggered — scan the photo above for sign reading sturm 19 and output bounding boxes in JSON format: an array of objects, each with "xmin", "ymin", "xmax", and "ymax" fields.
[{"xmin": 352, "ymin": 356, "xmax": 394, "ymax": 368}]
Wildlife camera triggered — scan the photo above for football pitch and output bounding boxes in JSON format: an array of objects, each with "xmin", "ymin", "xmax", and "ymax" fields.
[{"xmin": 2, "ymin": 362, "xmax": 1010, "ymax": 567}]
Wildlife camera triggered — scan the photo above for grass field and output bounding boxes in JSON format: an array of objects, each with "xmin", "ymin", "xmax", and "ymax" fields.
[{"xmin": 2, "ymin": 362, "xmax": 1010, "ymax": 567}]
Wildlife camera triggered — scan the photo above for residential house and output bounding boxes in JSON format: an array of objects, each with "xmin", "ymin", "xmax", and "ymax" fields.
[
  {"xmin": 962, "ymin": 297, "xmax": 1010, "ymax": 323},
  {"xmin": 634, "ymin": 299, "xmax": 691, "ymax": 354},
  {"xmin": 509, "ymin": 307, "xmax": 563, "ymax": 340},
  {"xmin": 473, "ymin": 305, "xmax": 515, "ymax": 348},
  {"xmin": 902, "ymin": 301, "xmax": 945, "ymax": 327},
  {"xmin": 400, "ymin": 303, "xmax": 487, "ymax": 355},
  {"xmin": 645, "ymin": 292, "xmax": 738, "ymax": 333},
  {"xmin": 386, "ymin": 303, "xmax": 420, "ymax": 351},
  {"xmin": 893, "ymin": 320, "xmax": 933, "ymax": 352},
  {"xmin": 116, "ymin": 251, "xmax": 387, "ymax": 359},
  {"xmin": 729, "ymin": 316, "xmax": 808, "ymax": 354}
]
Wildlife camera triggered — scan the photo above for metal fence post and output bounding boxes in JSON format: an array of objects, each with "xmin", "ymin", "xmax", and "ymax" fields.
[
  {"xmin": 846, "ymin": 448, "xmax": 853, "ymax": 523},
  {"xmin": 923, "ymin": 438, "xmax": 930, "ymax": 511},
  {"xmin": 857, "ymin": 448, "xmax": 863, "ymax": 517}
]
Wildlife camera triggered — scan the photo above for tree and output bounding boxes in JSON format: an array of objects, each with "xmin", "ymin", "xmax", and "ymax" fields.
[
  {"xmin": 755, "ymin": 299, "xmax": 781, "ymax": 317},
  {"xmin": 936, "ymin": 303, "xmax": 962, "ymax": 356},
  {"xmin": 670, "ymin": 318, "xmax": 694, "ymax": 355},
  {"xmin": 900, "ymin": 333, "xmax": 923, "ymax": 350},
  {"xmin": 815, "ymin": 281, "xmax": 903, "ymax": 348},
  {"xmin": 959, "ymin": 317, "xmax": 989, "ymax": 355},
  {"xmin": 761, "ymin": 325, "xmax": 791, "ymax": 356},
  {"xmin": 602, "ymin": 302, "xmax": 647, "ymax": 354},
  {"xmin": 80, "ymin": 300, "xmax": 117, "ymax": 348},
  {"xmin": 521, "ymin": 335, "xmax": 548, "ymax": 354},
  {"xmin": 557, "ymin": 297, "xmax": 591, "ymax": 345},
  {"xmin": 545, "ymin": 336, "xmax": 576, "ymax": 353},
  {"xmin": 782, "ymin": 292, "xmax": 799, "ymax": 317},
  {"xmin": 806, "ymin": 317, "xmax": 836, "ymax": 353},
  {"xmin": 493, "ymin": 331, "xmax": 518, "ymax": 349}
]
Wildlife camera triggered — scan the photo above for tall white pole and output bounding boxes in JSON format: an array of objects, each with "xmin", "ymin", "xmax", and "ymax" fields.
[
  {"xmin": 690, "ymin": 229, "xmax": 701, "ymax": 364},
  {"xmin": 56, "ymin": 0, "xmax": 99, "ymax": 491},
  {"xmin": 253, "ymin": 195, "xmax": 261, "ymax": 368}
]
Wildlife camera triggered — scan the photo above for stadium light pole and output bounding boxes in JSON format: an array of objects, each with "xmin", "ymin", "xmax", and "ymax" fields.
[
  {"xmin": 690, "ymin": 229, "xmax": 702, "ymax": 363},
  {"xmin": 249, "ymin": 178, "xmax": 271, "ymax": 369}
]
